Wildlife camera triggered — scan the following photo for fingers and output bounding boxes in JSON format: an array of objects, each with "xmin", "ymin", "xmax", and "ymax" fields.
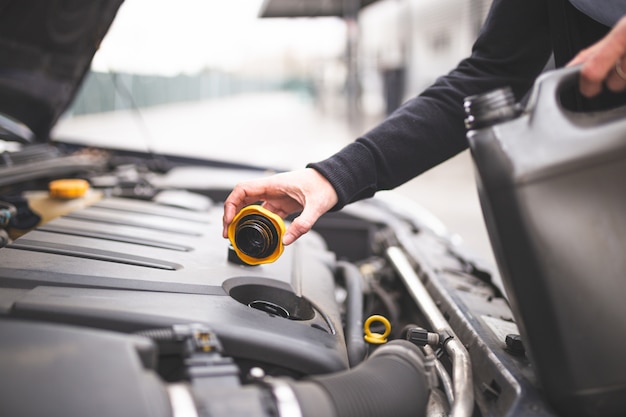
[
  {"xmin": 567, "ymin": 47, "xmax": 592, "ymax": 67},
  {"xmin": 575, "ymin": 41, "xmax": 619, "ymax": 97},
  {"xmin": 579, "ymin": 61, "xmax": 610, "ymax": 98},
  {"xmin": 283, "ymin": 217, "xmax": 313, "ymax": 246},
  {"xmin": 222, "ymin": 168, "xmax": 339, "ymax": 245},
  {"xmin": 281, "ymin": 170, "xmax": 339, "ymax": 245},
  {"xmin": 222, "ymin": 200, "xmax": 239, "ymax": 238},
  {"xmin": 578, "ymin": 44, "xmax": 625, "ymax": 97},
  {"xmin": 578, "ymin": 55, "xmax": 626, "ymax": 97},
  {"xmin": 222, "ymin": 179, "xmax": 271, "ymax": 238},
  {"xmin": 568, "ymin": 15, "xmax": 626, "ymax": 97},
  {"xmin": 222, "ymin": 170, "xmax": 310, "ymax": 240},
  {"xmin": 606, "ymin": 56, "xmax": 626, "ymax": 92},
  {"xmin": 282, "ymin": 200, "xmax": 328, "ymax": 245}
]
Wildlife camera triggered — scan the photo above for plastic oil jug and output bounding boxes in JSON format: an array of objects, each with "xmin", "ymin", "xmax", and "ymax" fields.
[{"xmin": 465, "ymin": 66, "xmax": 626, "ymax": 417}]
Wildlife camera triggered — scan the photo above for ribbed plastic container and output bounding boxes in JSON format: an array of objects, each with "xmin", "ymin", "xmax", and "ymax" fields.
[
  {"xmin": 25, "ymin": 181, "xmax": 102, "ymax": 226},
  {"xmin": 466, "ymin": 66, "xmax": 626, "ymax": 417}
]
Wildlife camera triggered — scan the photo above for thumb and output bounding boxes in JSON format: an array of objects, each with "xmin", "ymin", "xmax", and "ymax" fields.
[{"xmin": 282, "ymin": 207, "xmax": 320, "ymax": 245}]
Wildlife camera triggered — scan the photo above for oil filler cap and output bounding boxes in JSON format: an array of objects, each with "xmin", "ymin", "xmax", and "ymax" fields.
[
  {"xmin": 228, "ymin": 205, "xmax": 285, "ymax": 265},
  {"xmin": 49, "ymin": 179, "xmax": 90, "ymax": 199}
]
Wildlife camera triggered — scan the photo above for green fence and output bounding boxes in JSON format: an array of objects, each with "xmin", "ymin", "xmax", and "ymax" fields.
[{"xmin": 69, "ymin": 70, "xmax": 312, "ymax": 116}]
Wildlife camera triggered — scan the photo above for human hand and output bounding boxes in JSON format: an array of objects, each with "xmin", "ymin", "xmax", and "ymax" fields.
[
  {"xmin": 222, "ymin": 168, "xmax": 338, "ymax": 245},
  {"xmin": 568, "ymin": 15, "xmax": 626, "ymax": 97}
]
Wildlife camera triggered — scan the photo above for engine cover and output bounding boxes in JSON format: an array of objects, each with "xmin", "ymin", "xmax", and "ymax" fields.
[{"xmin": 0, "ymin": 196, "xmax": 349, "ymax": 376}]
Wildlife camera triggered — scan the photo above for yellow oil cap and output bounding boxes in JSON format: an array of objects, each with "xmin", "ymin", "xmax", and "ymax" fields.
[
  {"xmin": 49, "ymin": 179, "xmax": 90, "ymax": 199},
  {"xmin": 228, "ymin": 205, "xmax": 285, "ymax": 265}
]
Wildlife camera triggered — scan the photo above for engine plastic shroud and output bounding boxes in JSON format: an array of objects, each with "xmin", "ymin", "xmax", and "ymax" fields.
[{"xmin": 0, "ymin": 196, "xmax": 349, "ymax": 376}]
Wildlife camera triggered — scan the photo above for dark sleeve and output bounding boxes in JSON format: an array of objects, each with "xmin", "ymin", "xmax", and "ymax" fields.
[{"xmin": 307, "ymin": 0, "xmax": 553, "ymax": 210}]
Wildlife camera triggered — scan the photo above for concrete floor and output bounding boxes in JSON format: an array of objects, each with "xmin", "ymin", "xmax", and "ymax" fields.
[
  {"xmin": 54, "ymin": 91, "xmax": 496, "ymax": 267},
  {"xmin": 394, "ymin": 150, "xmax": 495, "ymax": 266}
]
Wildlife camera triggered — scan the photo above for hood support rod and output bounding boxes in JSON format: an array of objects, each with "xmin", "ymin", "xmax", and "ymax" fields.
[{"xmin": 386, "ymin": 246, "xmax": 474, "ymax": 417}]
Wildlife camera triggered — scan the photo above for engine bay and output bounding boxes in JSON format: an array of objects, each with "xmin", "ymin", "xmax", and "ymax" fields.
[
  {"xmin": 1, "ymin": 1, "xmax": 625, "ymax": 415},
  {"xmin": 0, "ymin": 142, "xmax": 559, "ymax": 417}
]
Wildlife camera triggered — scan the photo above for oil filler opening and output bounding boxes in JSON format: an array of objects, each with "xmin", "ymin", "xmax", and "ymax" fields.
[{"xmin": 225, "ymin": 281, "xmax": 315, "ymax": 321}]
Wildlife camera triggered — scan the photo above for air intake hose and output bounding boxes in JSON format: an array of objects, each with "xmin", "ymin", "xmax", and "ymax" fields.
[{"xmin": 285, "ymin": 340, "xmax": 433, "ymax": 417}]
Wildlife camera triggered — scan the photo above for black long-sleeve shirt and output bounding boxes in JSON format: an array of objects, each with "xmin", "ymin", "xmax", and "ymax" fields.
[{"xmin": 308, "ymin": 0, "xmax": 616, "ymax": 210}]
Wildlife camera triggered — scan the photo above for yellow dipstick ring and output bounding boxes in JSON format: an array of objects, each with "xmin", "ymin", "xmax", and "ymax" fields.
[
  {"xmin": 228, "ymin": 205, "xmax": 286, "ymax": 265},
  {"xmin": 363, "ymin": 314, "xmax": 391, "ymax": 344}
]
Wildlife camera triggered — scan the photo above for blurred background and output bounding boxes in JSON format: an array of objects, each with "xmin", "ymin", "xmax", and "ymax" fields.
[{"xmin": 53, "ymin": 0, "xmax": 496, "ymax": 266}]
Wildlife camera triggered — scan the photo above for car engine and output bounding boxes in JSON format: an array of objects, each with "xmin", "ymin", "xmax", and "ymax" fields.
[{"xmin": 0, "ymin": 141, "xmax": 537, "ymax": 417}]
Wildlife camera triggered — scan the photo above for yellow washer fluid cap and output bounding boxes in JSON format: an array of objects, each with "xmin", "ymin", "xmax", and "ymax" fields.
[
  {"xmin": 49, "ymin": 179, "xmax": 90, "ymax": 199},
  {"xmin": 364, "ymin": 314, "xmax": 391, "ymax": 345},
  {"xmin": 228, "ymin": 205, "xmax": 286, "ymax": 265}
]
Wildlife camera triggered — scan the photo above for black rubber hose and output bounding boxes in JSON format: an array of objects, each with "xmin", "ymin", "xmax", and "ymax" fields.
[
  {"xmin": 289, "ymin": 340, "xmax": 432, "ymax": 417},
  {"xmin": 337, "ymin": 260, "xmax": 367, "ymax": 367}
]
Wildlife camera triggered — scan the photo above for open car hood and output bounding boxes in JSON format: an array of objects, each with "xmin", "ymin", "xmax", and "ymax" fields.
[{"xmin": 0, "ymin": 0, "xmax": 123, "ymax": 143}]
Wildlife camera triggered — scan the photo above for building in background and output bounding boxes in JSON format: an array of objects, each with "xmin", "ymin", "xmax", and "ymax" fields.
[
  {"xmin": 358, "ymin": 0, "xmax": 492, "ymax": 120},
  {"xmin": 67, "ymin": 0, "xmax": 493, "ymax": 130},
  {"xmin": 260, "ymin": 0, "xmax": 493, "ymax": 128}
]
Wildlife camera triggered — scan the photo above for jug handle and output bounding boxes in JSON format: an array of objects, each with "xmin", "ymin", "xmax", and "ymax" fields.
[{"xmin": 526, "ymin": 64, "xmax": 626, "ymax": 130}]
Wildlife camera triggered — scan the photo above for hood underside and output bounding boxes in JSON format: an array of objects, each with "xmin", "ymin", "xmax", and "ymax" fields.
[{"xmin": 0, "ymin": 0, "xmax": 123, "ymax": 142}]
